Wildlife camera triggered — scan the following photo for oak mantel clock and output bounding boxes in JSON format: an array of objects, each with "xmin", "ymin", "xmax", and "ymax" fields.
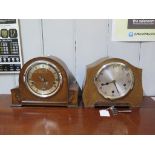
[
  {"xmin": 82, "ymin": 57, "xmax": 143, "ymax": 107},
  {"xmin": 11, "ymin": 56, "xmax": 81, "ymax": 107}
]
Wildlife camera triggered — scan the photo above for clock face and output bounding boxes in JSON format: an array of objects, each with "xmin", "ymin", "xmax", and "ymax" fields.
[
  {"xmin": 24, "ymin": 60, "xmax": 62, "ymax": 98},
  {"xmin": 94, "ymin": 62, "xmax": 134, "ymax": 100}
]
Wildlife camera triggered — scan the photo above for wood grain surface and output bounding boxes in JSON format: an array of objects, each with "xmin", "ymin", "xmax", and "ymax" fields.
[{"xmin": 0, "ymin": 95, "xmax": 155, "ymax": 135}]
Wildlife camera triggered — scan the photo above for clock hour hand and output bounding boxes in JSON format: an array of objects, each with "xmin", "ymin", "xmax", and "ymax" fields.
[{"xmin": 101, "ymin": 81, "xmax": 113, "ymax": 86}]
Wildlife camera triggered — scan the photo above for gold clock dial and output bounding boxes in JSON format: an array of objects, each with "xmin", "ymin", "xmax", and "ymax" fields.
[
  {"xmin": 24, "ymin": 60, "xmax": 62, "ymax": 98},
  {"xmin": 94, "ymin": 62, "xmax": 134, "ymax": 100}
]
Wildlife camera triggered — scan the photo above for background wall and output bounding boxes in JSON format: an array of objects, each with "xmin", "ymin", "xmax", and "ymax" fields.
[{"xmin": 1, "ymin": 19, "xmax": 155, "ymax": 96}]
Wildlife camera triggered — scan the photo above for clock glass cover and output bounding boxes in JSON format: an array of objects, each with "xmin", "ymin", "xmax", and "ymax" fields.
[
  {"xmin": 94, "ymin": 62, "xmax": 134, "ymax": 100},
  {"xmin": 24, "ymin": 60, "xmax": 62, "ymax": 98}
]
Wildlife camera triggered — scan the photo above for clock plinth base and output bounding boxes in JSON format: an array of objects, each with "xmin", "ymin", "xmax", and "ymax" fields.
[{"xmin": 11, "ymin": 83, "xmax": 80, "ymax": 107}]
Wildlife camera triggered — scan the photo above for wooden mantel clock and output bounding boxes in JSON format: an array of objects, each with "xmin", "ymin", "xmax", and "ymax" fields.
[
  {"xmin": 82, "ymin": 57, "xmax": 143, "ymax": 107},
  {"xmin": 11, "ymin": 56, "xmax": 81, "ymax": 107}
]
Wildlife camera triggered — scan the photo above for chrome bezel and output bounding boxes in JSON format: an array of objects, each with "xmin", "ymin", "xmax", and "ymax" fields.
[
  {"xmin": 94, "ymin": 62, "xmax": 134, "ymax": 100},
  {"xmin": 24, "ymin": 60, "xmax": 62, "ymax": 98}
]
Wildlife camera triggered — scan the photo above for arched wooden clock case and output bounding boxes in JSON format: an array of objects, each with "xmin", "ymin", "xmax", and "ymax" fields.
[
  {"xmin": 82, "ymin": 57, "xmax": 143, "ymax": 107},
  {"xmin": 11, "ymin": 56, "xmax": 81, "ymax": 107}
]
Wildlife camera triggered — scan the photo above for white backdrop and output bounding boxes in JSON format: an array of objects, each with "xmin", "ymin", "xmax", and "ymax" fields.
[{"xmin": 0, "ymin": 19, "xmax": 155, "ymax": 96}]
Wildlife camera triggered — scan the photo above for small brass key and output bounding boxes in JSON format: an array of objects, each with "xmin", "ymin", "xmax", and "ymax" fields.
[{"xmin": 107, "ymin": 106, "xmax": 132, "ymax": 115}]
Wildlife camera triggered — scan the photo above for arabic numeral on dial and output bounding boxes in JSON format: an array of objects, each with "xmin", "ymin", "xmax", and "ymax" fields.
[
  {"xmin": 126, "ymin": 72, "xmax": 130, "ymax": 77},
  {"xmin": 128, "ymin": 80, "xmax": 131, "ymax": 83},
  {"xmin": 55, "ymin": 78, "xmax": 59, "ymax": 81},
  {"xmin": 123, "ymin": 83, "xmax": 126, "ymax": 86},
  {"xmin": 29, "ymin": 80, "xmax": 34, "ymax": 85},
  {"xmin": 104, "ymin": 91, "xmax": 107, "ymax": 94},
  {"xmin": 95, "ymin": 77, "xmax": 98, "ymax": 81},
  {"xmin": 100, "ymin": 72, "xmax": 103, "ymax": 76}
]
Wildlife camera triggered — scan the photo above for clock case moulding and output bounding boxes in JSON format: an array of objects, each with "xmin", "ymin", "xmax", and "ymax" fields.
[
  {"xmin": 82, "ymin": 57, "xmax": 143, "ymax": 107},
  {"xmin": 11, "ymin": 56, "xmax": 81, "ymax": 107}
]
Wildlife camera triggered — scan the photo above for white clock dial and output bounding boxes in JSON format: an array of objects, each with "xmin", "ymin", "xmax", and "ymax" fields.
[{"xmin": 94, "ymin": 62, "xmax": 134, "ymax": 100}]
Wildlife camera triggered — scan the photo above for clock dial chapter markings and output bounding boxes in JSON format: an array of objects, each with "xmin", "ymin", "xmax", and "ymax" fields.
[
  {"xmin": 95, "ymin": 62, "xmax": 134, "ymax": 99},
  {"xmin": 29, "ymin": 80, "xmax": 35, "ymax": 85},
  {"xmin": 25, "ymin": 61, "xmax": 62, "ymax": 97}
]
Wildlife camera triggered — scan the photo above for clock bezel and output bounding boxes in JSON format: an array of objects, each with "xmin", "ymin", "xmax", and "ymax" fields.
[
  {"xmin": 24, "ymin": 60, "xmax": 63, "ymax": 98},
  {"xmin": 94, "ymin": 62, "xmax": 134, "ymax": 100}
]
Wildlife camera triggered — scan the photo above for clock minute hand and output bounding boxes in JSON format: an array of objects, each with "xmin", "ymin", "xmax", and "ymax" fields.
[{"xmin": 113, "ymin": 80, "xmax": 120, "ymax": 94}]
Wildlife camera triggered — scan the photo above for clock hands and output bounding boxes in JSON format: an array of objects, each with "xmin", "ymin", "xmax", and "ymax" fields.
[
  {"xmin": 101, "ymin": 80, "xmax": 120, "ymax": 94},
  {"xmin": 39, "ymin": 75, "xmax": 49, "ymax": 90},
  {"xmin": 39, "ymin": 75, "xmax": 46, "ymax": 82},
  {"xmin": 39, "ymin": 75, "xmax": 49, "ymax": 84}
]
